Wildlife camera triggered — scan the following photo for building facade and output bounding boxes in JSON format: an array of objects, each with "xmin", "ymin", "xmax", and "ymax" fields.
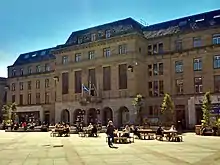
[
  {"xmin": 0, "ymin": 77, "xmax": 7, "ymax": 122},
  {"xmin": 6, "ymin": 9, "xmax": 220, "ymax": 128}
]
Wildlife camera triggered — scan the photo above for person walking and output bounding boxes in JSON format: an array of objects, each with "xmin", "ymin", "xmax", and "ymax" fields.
[{"xmin": 106, "ymin": 121, "xmax": 116, "ymax": 148}]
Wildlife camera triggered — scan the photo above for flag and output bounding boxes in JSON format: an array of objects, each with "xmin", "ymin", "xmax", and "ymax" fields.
[{"xmin": 82, "ymin": 84, "xmax": 89, "ymax": 92}]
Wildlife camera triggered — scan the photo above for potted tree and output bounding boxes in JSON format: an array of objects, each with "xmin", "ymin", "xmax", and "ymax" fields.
[
  {"xmin": 2, "ymin": 103, "xmax": 17, "ymax": 131},
  {"xmin": 161, "ymin": 93, "xmax": 175, "ymax": 127},
  {"xmin": 132, "ymin": 94, "xmax": 144, "ymax": 125}
]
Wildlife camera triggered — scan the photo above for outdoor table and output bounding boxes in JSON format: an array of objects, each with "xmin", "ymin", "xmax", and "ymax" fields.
[
  {"xmin": 138, "ymin": 129, "xmax": 156, "ymax": 140},
  {"xmin": 55, "ymin": 128, "xmax": 64, "ymax": 136},
  {"xmin": 163, "ymin": 130, "xmax": 178, "ymax": 141}
]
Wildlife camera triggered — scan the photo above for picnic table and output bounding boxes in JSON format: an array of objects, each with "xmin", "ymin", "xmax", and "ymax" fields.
[
  {"xmin": 163, "ymin": 130, "xmax": 182, "ymax": 142},
  {"xmin": 137, "ymin": 129, "xmax": 156, "ymax": 140}
]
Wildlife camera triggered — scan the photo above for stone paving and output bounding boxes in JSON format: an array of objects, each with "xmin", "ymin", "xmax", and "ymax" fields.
[{"xmin": 0, "ymin": 131, "xmax": 220, "ymax": 165}]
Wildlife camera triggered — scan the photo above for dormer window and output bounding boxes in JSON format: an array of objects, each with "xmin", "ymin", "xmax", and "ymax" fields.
[
  {"xmin": 20, "ymin": 68, "xmax": 24, "ymax": 76},
  {"xmin": 91, "ymin": 33, "xmax": 96, "ymax": 41},
  {"xmin": 105, "ymin": 30, "xmax": 111, "ymax": 38},
  {"xmin": 12, "ymin": 69, "xmax": 16, "ymax": 76},
  {"xmin": 41, "ymin": 51, "xmax": 46, "ymax": 56},
  {"xmin": 36, "ymin": 65, "xmax": 41, "ymax": 73},
  {"xmin": 32, "ymin": 54, "xmax": 37, "ymax": 57},
  {"xmin": 24, "ymin": 54, "xmax": 29, "ymax": 59},
  {"xmin": 78, "ymin": 37, "xmax": 82, "ymax": 44}
]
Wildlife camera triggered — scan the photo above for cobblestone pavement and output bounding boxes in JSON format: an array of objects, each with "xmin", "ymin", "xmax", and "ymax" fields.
[{"xmin": 0, "ymin": 131, "xmax": 220, "ymax": 165}]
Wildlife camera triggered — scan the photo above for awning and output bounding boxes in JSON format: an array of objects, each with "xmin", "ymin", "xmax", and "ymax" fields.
[{"xmin": 16, "ymin": 106, "xmax": 43, "ymax": 113}]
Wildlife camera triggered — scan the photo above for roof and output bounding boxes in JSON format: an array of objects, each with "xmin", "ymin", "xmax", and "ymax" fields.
[
  {"xmin": 12, "ymin": 47, "xmax": 56, "ymax": 66},
  {"xmin": 0, "ymin": 77, "xmax": 6, "ymax": 81},
  {"xmin": 143, "ymin": 9, "xmax": 220, "ymax": 39}
]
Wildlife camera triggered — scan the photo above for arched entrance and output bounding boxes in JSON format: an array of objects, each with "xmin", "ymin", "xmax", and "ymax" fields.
[
  {"xmin": 118, "ymin": 106, "xmax": 130, "ymax": 127},
  {"xmin": 73, "ymin": 109, "xmax": 84, "ymax": 124},
  {"xmin": 87, "ymin": 108, "xmax": 98, "ymax": 124},
  {"xmin": 102, "ymin": 107, "xmax": 113, "ymax": 126},
  {"xmin": 61, "ymin": 109, "xmax": 70, "ymax": 123}
]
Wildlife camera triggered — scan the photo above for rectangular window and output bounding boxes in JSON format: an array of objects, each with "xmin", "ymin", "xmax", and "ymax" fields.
[
  {"xmin": 28, "ymin": 93, "xmax": 31, "ymax": 105},
  {"xmin": 12, "ymin": 69, "xmax": 16, "ymax": 76},
  {"xmin": 19, "ymin": 94, "xmax": 23, "ymax": 105},
  {"xmin": 88, "ymin": 68, "xmax": 96, "ymax": 88},
  {"xmin": 91, "ymin": 33, "xmax": 96, "ymax": 41},
  {"xmin": 103, "ymin": 48, "xmax": 111, "ymax": 57},
  {"xmin": 74, "ymin": 71, "xmax": 82, "ymax": 93},
  {"xmin": 175, "ymin": 39, "xmax": 182, "ymax": 51},
  {"xmin": 149, "ymin": 106, "xmax": 153, "ymax": 115},
  {"xmin": 75, "ymin": 53, "xmax": 81, "ymax": 62},
  {"xmin": 119, "ymin": 44, "xmax": 127, "ymax": 54},
  {"xmin": 194, "ymin": 77, "xmax": 203, "ymax": 93},
  {"xmin": 28, "ymin": 66, "xmax": 32, "ymax": 74},
  {"xmin": 176, "ymin": 79, "xmax": 183, "ymax": 94},
  {"xmin": 158, "ymin": 43, "xmax": 163, "ymax": 53},
  {"xmin": 12, "ymin": 95, "xmax": 15, "ymax": 103},
  {"xmin": 45, "ymin": 92, "xmax": 49, "ymax": 104},
  {"xmin": 88, "ymin": 51, "xmax": 95, "ymax": 60},
  {"xmin": 62, "ymin": 56, "xmax": 68, "ymax": 64},
  {"xmin": 11, "ymin": 83, "xmax": 16, "ymax": 91},
  {"xmin": 45, "ymin": 63, "xmax": 50, "ymax": 72},
  {"xmin": 214, "ymin": 75, "xmax": 220, "ymax": 92},
  {"xmin": 214, "ymin": 55, "xmax": 220, "ymax": 69},
  {"xmin": 193, "ymin": 37, "xmax": 202, "ymax": 47},
  {"xmin": 62, "ymin": 72, "xmax": 69, "ymax": 94},
  {"xmin": 103, "ymin": 66, "xmax": 111, "ymax": 91},
  {"xmin": 36, "ymin": 93, "xmax": 40, "ymax": 104},
  {"xmin": 213, "ymin": 34, "xmax": 220, "ymax": 45},
  {"xmin": 19, "ymin": 82, "xmax": 23, "ymax": 90},
  {"xmin": 105, "ymin": 30, "xmax": 111, "ymax": 38},
  {"xmin": 36, "ymin": 65, "xmax": 41, "ymax": 73},
  {"xmin": 148, "ymin": 45, "xmax": 152, "ymax": 55},
  {"xmin": 20, "ymin": 68, "xmax": 24, "ymax": 76},
  {"xmin": 175, "ymin": 61, "xmax": 183, "ymax": 73},
  {"xmin": 45, "ymin": 79, "xmax": 49, "ymax": 88},
  {"xmin": 193, "ymin": 58, "xmax": 202, "ymax": 71},
  {"xmin": 118, "ymin": 64, "xmax": 127, "ymax": 89},
  {"xmin": 159, "ymin": 80, "xmax": 164, "ymax": 96},
  {"xmin": 153, "ymin": 81, "xmax": 159, "ymax": 96},
  {"xmin": 28, "ymin": 81, "xmax": 31, "ymax": 90},
  {"xmin": 148, "ymin": 82, "xmax": 153, "ymax": 96},
  {"xmin": 148, "ymin": 65, "xmax": 152, "ymax": 76},
  {"xmin": 158, "ymin": 63, "xmax": 163, "ymax": 75},
  {"xmin": 153, "ymin": 44, "xmax": 157, "ymax": 54},
  {"xmin": 153, "ymin": 64, "xmax": 158, "ymax": 75},
  {"xmin": 36, "ymin": 80, "xmax": 40, "ymax": 89}
]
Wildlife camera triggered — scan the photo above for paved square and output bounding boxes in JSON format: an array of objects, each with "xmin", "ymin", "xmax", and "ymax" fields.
[{"xmin": 0, "ymin": 131, "xmax": 220, "ymax": 165}]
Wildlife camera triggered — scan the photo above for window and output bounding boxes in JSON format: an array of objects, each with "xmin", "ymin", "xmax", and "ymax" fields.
[
  {"xmin": 88, "ymin": 51, "xmax": 95, "ymax": 60},
  {"xmin": 158, "ymin": 43, "xmax": 163, "ymax": 53},
  {"xmin": 12, "ymin": 95, "xmax": 15, "ymax": 103},
  {"xmin": 28, "ymin": 66, "xmax": 32, "ymax": 74},
  {"xmin": 148, "ymin": 45, "xmax": 152, "ymax": 55},
  {"xmin": 19, "ymin": 94, "xmax": 23, "ymax": 105},
  {"xmin": 175, "ymin": 61, "xmax": 183, "ymax": 73},
  {"xmin": 62, "ymin": 56, "xmax": 68, "ymax": 64},
  {"xmin": 78, "ymin": 37, "xmax": 82, "ymax": 44},
  {"xmin": 103, "ymin": 48, "xmax": 111, "ymax": 57},
  {"xmin": 153, "ymin": 64, "xmax": 158, "ymax": 75},
  {"xmin": 19, "ymin": 82, "xmax": 23, "ymax": 90},
  {"xmin": 12, "ymin": 69, "xmax": 16, "ymax": 76},
  {"xmin": 149, "ymin": 106, "xmax": 159, "ymax": 116},
  {"xmin": 45, "ymin": 79, "xmax": 49, "ymax": 88},
  {"xmin": 105, "ymin": 30, "xmax": 111, "ymax": 38},
  {"xmin": 45, "ymin": 92, "xmax": 49, "ymax": 104},
  {"xmin": 103, "ymin": 66, "xmax": 111, "ymax": 91},
  {"xmin": 148, "ymin": 65, "xmax": 152, "ymax": 76},
  {"xmin": 36, "ymin": 65, "xmax": 41, "ymax": 73},
  {"xmin": 36, "ymin": 80, "xmax": 40, "ymax": 89},
  {"xmin": 159, "ymin": 80, "xmax": 164, "ymax": 96},
  {"xmin": 62, "ymin": 72, "xmax": 69, "ymax": 94},
  {"xmin": 28, "ymin": 81, "xmax": 31, "ymax": 90},
  {"xmin": 175, "ymin": 39, "xmax": 182, "ymax": 51},
  {"xmin": 36, "ymin": 93, "xmax": 40, "ymax": 104},
  {"xmin": 45, "ymin": 63, "xmax": 50, "ymax": 72},
  {"xmin": 153, "ymin": 81, "xmax": 159, "ymax": 96},
  {"xmin": 149, "ymin": 106, "xmax": 153, "ymax": 115},
  {"xmin": 193, "ymin": 37, "xmax": 202, "ymax": 47},
  {"xmin": 148, "ymin": 82, "xmax": 153, "ymax": 97},
  {"xmin": 28, "ymin": 93, "xmax": 31, "ymax": 104},
  {"xmin": 20, "ymin": 68, "xmax": 24, "ymax": 76},
  {"xmin": 88, "ymin": 68, "xmax": 96, "ymax": 89},
  {"xmin": 74, "ymin": 71, "xmax": 81, "ymax": 93},
  {"xmin": 193, "ymin": 58, "xmax": 202, "ymax": 71},
  {"xmin": 118, "ymin": 64, "xmax": 127, "ymax": 89},
  {"xmin": 158, "ymin": 63, "xmax": 163, "ymax": 75},
  {"xmin": 194, "ymin": 77, "xmax": 203, "ymax": 93},
  {"xmin": 214, "ymin": 75, "xmax": 220, "ymax": 92},
  {"xmin": 176, "ymin": 79, "xmax": 183, "ymax": 94},
  {"xmin": 213, "ymin": 34, "xmax": 220, "ymax": 45},
  {"xmin": 214, "ymin": 55, "xmax": 220, "ymax": 69},
  {"xmin": 119, "ymin": 44, "xmax": 127, "ymax": 54},
  {"xmin": 75, "ymin": 53, "xmax": 81, "ymax": 62},
  {"xmin": 91, "ymin": 33, "xmax": 96, "ymax": 41},
  {"xmin": 11, "ymin": 83, "xmax": 15, "ymax": 91},
  {"xmin": 153, "ymin": 44, "xmax": 157, "ymax": 54}
]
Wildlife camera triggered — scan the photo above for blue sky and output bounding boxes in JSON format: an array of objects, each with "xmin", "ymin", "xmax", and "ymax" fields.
[{"xmin": 0, "ymin": 0, "xmax": 219, "ymax": 77}]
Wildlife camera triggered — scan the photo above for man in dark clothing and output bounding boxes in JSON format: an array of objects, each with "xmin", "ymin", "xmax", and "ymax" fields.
[{"xmin": 106, "ymin": 121, "xmax": 115, "ymax": 147}]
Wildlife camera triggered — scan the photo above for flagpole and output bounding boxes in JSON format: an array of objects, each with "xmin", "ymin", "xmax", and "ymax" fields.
[{"xmin": 81, "ymin": 84, "xmax": 84, "ymax": 97}]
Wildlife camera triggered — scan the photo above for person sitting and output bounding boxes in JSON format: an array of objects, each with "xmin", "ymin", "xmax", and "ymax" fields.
[
  {"xmin": 88, "ymin": 123, "xmax": 93, "ymax": 130},
  {"xmin": 63, "ymin": 124, "xmax": 70, "ymax": 137},
  {"xmin": 156, "ymin": 126, "xmax": 164, "ymax": 140},
  {"xmin": 91, "ymin": 124, "xmax": 98, "ymax": 137},
  {"xmin": 122, "ymin": 125, "xmax": 130, "ymax": 138},
  {"xmin": 133, "ymin": 126, "xmax": 141, "ymax": 139}
]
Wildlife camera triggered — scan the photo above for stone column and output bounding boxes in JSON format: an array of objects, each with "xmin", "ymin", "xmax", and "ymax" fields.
[
  {"xmin": 188, "ymin": 97, "xmax": 196, "ymax": 129},
  {"xmin": 39, "ymin": 108, "xmax": 44, "ymax": 122}
]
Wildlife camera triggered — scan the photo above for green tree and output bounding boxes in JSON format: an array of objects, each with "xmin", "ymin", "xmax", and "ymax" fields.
[
  {"xmin": 161, "ymin": 93, "xmax": 175, "ymax": 126},
  {"xmin": 2, "ymin": 103, "xmax": 17, "ymax": 124},
  {"xmin": 132, "ymin": 94, "xmax": 144, "ymax": 125},
  {"xmin": 201, "ymin": 92, "xmax": 212, "ymax": 127}
]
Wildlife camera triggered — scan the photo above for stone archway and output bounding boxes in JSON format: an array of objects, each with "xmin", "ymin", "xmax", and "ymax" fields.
[
  {"xmin": 118, "ymin": 106, "xmax": 130, "ymax": 127},
  {"xmin": 102, "ymin": 107, "xmax": 113, "ymax": 126},
  {"xmin": 73, "ymin": 109, "xmax": 83, "ymax": 124},
  {"xmin": 61, "ymin": 109, "xmax": 70, "ymax": 123},
  {"xmin": 87, "ymin": 108, "xmax": 98, "ymax": 124}
]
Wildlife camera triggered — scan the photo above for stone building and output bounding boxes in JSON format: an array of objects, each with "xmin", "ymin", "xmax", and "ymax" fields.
[
  {"xmin": 6, "ymin": 9, "xmax": 220, "ymax": 128},
  {"xmin": 0, "ymin": 77, "xmax": 7, "ymax": 122}
]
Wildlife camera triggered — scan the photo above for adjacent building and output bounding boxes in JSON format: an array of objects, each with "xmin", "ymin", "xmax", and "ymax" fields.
[
  {"xmin": 6, "ymin": 9, "xmax": 220, "ymax": 128},
  {"xmin": 0, "ymin": 77, "xmax": 7, "ymax": 122}
]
